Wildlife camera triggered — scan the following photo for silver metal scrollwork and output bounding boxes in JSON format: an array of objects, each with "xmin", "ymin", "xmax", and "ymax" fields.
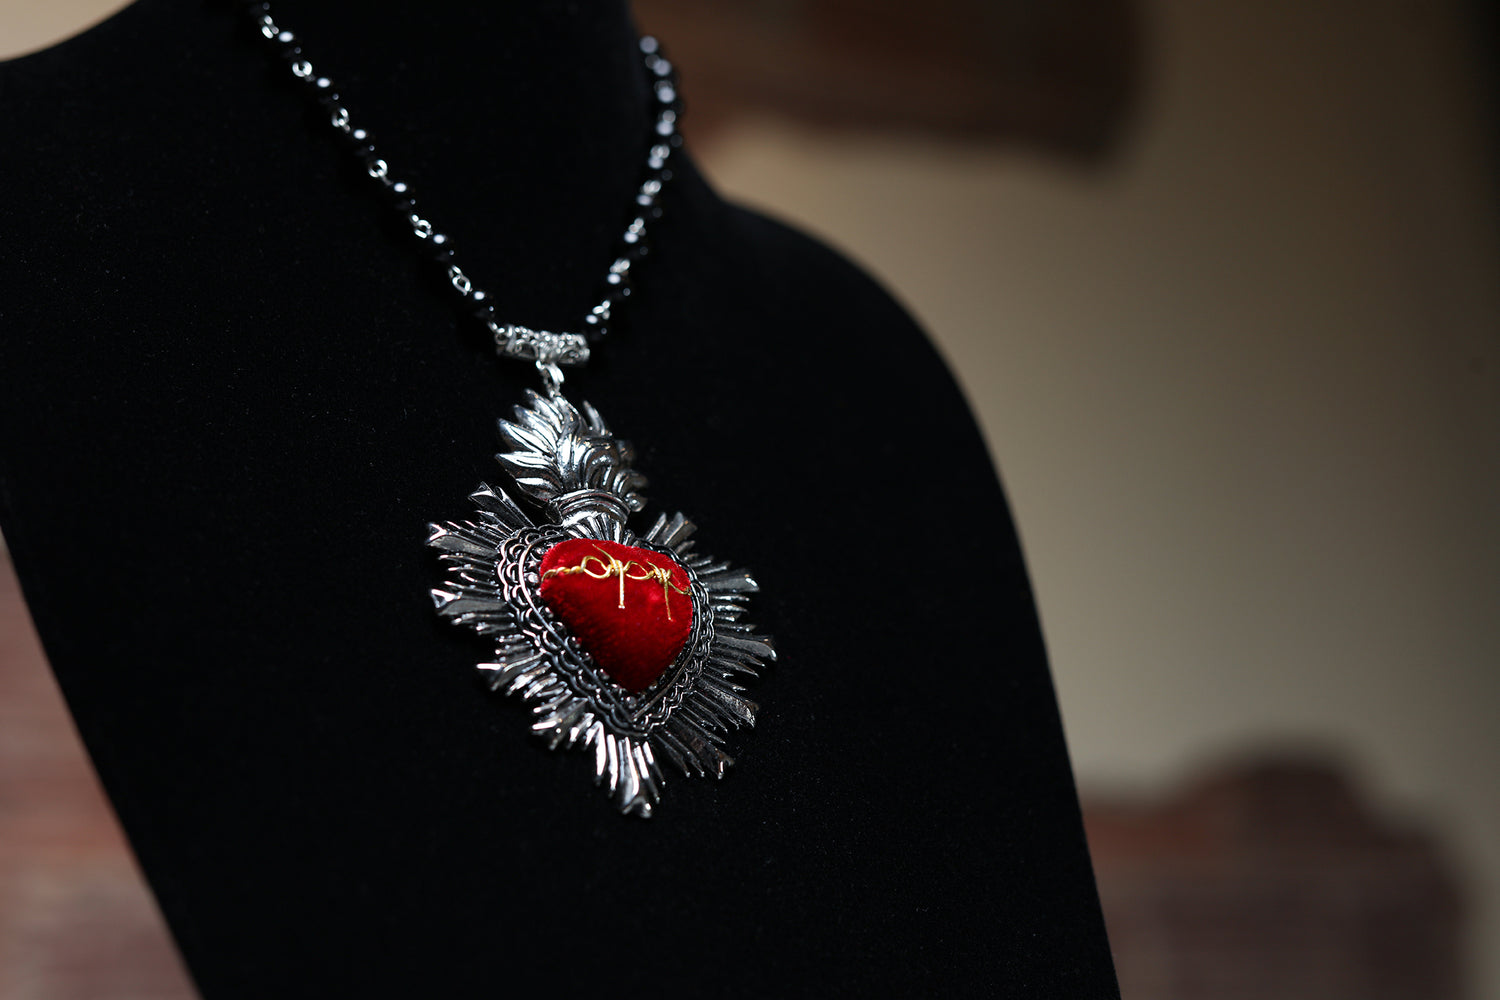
[{"xmin": 491, "ymin": 323, "xmax": 592, "ymax": 367}]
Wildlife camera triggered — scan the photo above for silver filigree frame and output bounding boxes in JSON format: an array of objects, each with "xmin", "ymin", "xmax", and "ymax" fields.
[{"xmin": 428, "ymin": 390, "xmax": 774, "ymax": 816}]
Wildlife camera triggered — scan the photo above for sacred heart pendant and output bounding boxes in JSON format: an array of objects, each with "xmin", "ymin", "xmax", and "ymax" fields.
[{"xmin": 428, "ymin": 389, "xmax": 774, "ymax": 816}]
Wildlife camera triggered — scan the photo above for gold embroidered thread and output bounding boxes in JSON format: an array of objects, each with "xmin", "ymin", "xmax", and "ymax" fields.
[{"xmin": 542, "ymin": 544, "xmax": 690, "ymax": 618}]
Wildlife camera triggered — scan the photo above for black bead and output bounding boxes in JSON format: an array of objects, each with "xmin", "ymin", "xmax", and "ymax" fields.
[{"xmin": 427, "ymin": 233, "xmax": 456, "ymax": 263}]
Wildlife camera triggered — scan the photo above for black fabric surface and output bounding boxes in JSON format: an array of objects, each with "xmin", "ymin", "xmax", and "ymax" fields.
[{"xmin": 0, "ymin": 0, "xmax": 1119, "ymax": 995}]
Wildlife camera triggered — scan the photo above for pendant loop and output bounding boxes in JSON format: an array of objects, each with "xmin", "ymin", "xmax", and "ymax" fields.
[{"xmin": 537, "ymin": 360, "xmax": 565, "ymax": 396}]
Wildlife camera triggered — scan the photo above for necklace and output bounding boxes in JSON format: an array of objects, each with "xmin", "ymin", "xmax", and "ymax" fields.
[{"xmin": 244, "ymin": 4, "xmax": 775, "ymax": 817}]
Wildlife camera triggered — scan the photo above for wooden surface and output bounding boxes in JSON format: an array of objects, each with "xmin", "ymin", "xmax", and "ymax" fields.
[{"xmin": 1087, "ymin": 761, "xmax": 1467, "ymax": 999}]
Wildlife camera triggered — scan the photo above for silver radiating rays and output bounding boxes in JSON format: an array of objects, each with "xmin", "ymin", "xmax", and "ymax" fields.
[{"xmin": 428, "ymin": 390, "xmax": 774, "ymax": 816}]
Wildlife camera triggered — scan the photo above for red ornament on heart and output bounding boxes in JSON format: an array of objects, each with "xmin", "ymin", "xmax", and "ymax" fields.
[{"xmin": 537, "ymin": 538, "xmax": 693, "ymax": 693}]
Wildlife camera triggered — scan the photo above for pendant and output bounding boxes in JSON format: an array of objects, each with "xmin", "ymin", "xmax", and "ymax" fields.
[{"xmin": 428, "ymin": 385, "xmax": 775, "ymax": 816}]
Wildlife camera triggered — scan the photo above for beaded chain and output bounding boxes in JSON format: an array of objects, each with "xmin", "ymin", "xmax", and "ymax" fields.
[{"xmin": 242, "ymin": 2, "xmax": 684, "ymax": 369}]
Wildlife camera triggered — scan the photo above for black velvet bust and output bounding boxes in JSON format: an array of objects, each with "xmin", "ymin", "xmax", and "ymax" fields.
[{"xmin": 0, "ymin": 1, "xmax": 1118, "ymax": 995}]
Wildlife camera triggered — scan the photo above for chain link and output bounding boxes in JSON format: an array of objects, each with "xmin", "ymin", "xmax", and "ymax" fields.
[{"xmin": 242, "ymin": 2, "xmax": 684, "ymax": 370}]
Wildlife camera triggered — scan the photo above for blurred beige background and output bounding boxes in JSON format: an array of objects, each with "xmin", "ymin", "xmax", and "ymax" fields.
[
  {"xmin": 685, "ymin": 1, "xmax": 1498, "ymax": 993},
  {"xmin": 4, "ymin": 0, "xmax": 1498, "ymax": 996}
]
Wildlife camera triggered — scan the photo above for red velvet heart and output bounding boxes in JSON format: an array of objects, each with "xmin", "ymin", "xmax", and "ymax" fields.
[{"xmin": 538, "ymin": 538, "xmax": 693, "ymax": 693}]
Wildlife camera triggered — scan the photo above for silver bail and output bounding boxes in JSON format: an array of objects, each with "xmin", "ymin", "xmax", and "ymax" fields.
[
  {"xmin": 536, "ymin": 360, "xmax": 565, "ymax": 397},
  {"xmin": 491, "ymin": 322, "xmax": 591, "ymax": 367}
]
